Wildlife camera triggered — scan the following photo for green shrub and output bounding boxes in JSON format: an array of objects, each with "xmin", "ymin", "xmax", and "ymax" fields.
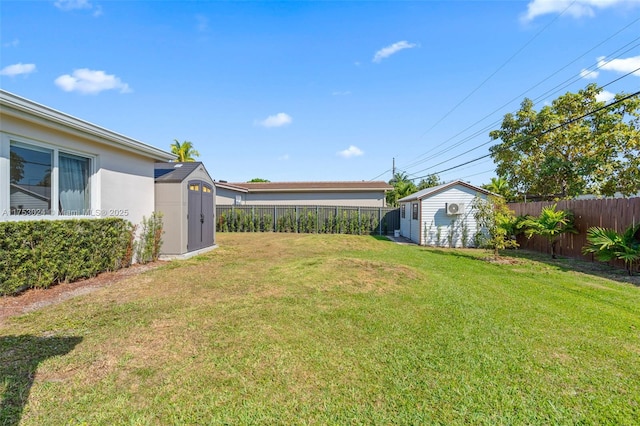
[
  {"xmin": 135, "ymin": 212, "xmax": 163, "ymax": 264},
  {"xmin": 583, "ymin": 223, "xmax": 640, "ymax": 275},
  {"xmin": 0, "ymin": 218, "xmax": 135, "ymax": 295}
]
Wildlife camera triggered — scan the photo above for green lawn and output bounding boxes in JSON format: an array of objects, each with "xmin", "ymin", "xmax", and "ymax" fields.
[{"xmin": 2, "ymin": 233, "xmax": 639, "ymax": 425}]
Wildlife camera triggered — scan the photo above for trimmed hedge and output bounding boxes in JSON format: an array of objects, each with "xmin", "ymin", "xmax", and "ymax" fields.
[
  {"xmin": 0, "ymin": 218, "xmax": 135, "ymax": 296},
  {"xmin": 217, "ymin": 210, "xmax": 385, "ymax": 235}
]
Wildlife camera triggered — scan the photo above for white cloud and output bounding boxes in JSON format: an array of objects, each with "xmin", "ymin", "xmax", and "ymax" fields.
[
  {"xmin": 278, "ymin": 154, "xmax": 290, "ymax": 161},
  {"xmin": 597, "ymin": 55, "xmax": 640, "ymax": 77},
  {"xmin": 522, "ymin": 0, "xmax": 640, "ymax": 22},
  {"xmin": 256, "ymin": 112, "xmax": 292, "ymax": 128},
  {"xmin": 0, "ymin": 63, "xmax": 36, "ymax": 77},
  {"xmin": 54, "ymin": 0, "xmax": 102, "ymax": 16},
  {"xmin": 196, "ymin": 14, "xmax": 209, "ymax": 32},
  {"xmin": 54, "ymin": 68, "xmax": 131, "ymax": 94},
  {"xmin": 373, "ymin": 41, "xmax": 418, "ymax": 63},
  {"xmin": 3, "ymin": 39, "xmax": 19, "ymax": 48},
  {"xmin": 332, "ymin": 90, "xmax": 352, "ymax": 96},
  {"xmin": 580, "ymin": 68, "xmax": 599, "ymax": 79},
  {"xmin": 54, "ymin": 0, "xmax": 92, "ymax": 11},
  {"xmin": 337, "ymin": 145, "xmax": 364, "ymax": 158},
  {"xmin": 596, "ymin": 90, "xmax": 615, "ymax": 103}
]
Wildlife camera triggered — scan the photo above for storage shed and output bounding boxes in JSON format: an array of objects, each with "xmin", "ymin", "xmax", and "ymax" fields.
[
  {"xmin": 398, "ymin": 180, "xmax": 493, "ymax": 247},
  {"xmin": 154, "ymin": 162, "xmax": 216, "ymax": 257}
]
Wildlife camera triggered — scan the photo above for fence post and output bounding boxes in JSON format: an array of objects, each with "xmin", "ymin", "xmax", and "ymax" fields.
[
  {"xmin": 379, "ymin": 208, "xmax": 382, "ymax": 235},
  {"xmin": 274, "ymin": 206, "xmax": 277, "ymax": 232}
]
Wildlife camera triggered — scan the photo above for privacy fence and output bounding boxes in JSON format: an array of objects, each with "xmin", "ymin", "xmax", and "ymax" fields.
[
  {"xmin": 216, "ymin": 205, "xmax": 400, "ymax": 236},
  {"xmin": 509, "ymin": 197, "xmax": 640, "ymax": 269}
]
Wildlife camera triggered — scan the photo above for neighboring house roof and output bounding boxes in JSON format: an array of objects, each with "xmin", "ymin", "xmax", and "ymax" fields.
[
  {"xmin": 154, "ymin": 162, "xmax": 213, "ymax": 183},
  {"xmin": 226, "ymin": 181, "xmax": 393, "ymax": 193},
  {"xmin": 398, "ymin": 180, "xmax": 494, "ymax": 203},
  {"xmin": 0, "ymin": 89, "xmax": 175, "ymax": 162},
  {"xmin": 10, "ymin": 183, "xmax": 50, "ymax": 201},
  {"xmin": 214, "ymin": 181, "xmax": 249, "ymax": 193}
]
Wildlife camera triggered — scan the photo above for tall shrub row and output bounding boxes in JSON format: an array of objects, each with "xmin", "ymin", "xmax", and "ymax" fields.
[
  {"xmin": 0, "ymin": 218, "xmax": 135, "ymax": 295},
  {"xmin": 217, "ymin": 209, "xmax": 383, "ymax": 235}
]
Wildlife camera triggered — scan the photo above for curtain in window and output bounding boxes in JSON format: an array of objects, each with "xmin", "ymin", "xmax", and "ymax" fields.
[{"xmin": 59, "ymin": 153, "xmax": 90, "ymax": 214}]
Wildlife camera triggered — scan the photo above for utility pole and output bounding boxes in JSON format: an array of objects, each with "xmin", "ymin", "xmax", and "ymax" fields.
[{"xmin": 392, "ymin": 157, "xmax": 395, "ymax": 177}]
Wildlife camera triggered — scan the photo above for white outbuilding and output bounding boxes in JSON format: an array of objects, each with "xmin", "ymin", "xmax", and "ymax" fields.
[{"xmin": 398, "ymin": 180, "xmax": 494, "ymax": 247}]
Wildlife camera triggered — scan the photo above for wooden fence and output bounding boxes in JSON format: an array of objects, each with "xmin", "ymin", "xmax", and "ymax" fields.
[
  {"xmin": 509, "ymin": 197, "xmax": 640, "ymax": 269},
  {"xmin": 216, "ymin": 205, "xmax": 400, "ymax": 236}
]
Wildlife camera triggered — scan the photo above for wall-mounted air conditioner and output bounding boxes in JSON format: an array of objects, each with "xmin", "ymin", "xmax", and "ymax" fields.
[{"xmin": 446, "ymin": 202, "xmax": 464, "ymax": 215}]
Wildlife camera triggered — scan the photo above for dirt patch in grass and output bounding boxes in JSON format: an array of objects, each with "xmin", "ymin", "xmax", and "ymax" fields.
[
  {"xmin": 307, "ymin": 258, "xmax": 420, "ymax": 294},
  {"xmin": 0, "ymin": 262, "xmax": 165, "ymax": 324}
]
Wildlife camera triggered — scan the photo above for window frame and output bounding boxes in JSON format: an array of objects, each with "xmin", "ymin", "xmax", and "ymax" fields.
[
  {"xmin": 401, "ymin": 204, "xmax": 406, "ymax": 219},
  {"xmin": 2, "ymin": 134, "xmax": 97, "ymax": 220},
  {"xmin": 412, "ymin": 203, "xmax": 419, "ymax": 220}
]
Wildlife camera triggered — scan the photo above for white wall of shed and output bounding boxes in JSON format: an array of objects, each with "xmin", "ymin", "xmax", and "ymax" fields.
[{"xmin": 420, "ymin": 185, "xmax": 488, "ymax": 247}]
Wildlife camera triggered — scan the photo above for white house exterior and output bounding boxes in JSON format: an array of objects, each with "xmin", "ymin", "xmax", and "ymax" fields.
[
  {"xmin": 398, "ymin": 180, "xmax": 493, "ymax": 247},
  {"xmin": 215, "ymin": 181, "xmax": 393, "ymax": 207},
  {"xmin": 0, "ymin": 90, "xmax": 175, "ymax": 225}
]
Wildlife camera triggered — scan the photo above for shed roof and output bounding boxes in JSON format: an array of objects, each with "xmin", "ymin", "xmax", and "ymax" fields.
[
  {"xmin": 154, "ymin": 162, "xmax": 212, "ymax": 183},
  {"xmin": 227, "ymin": 181, "xmax": 393, "ymax": 193},
  {"xmin": 1, "ymin": 90, "xmax": 175, "ymax": 162},
  {"xmin": 398, "ymin": 180, "xmax": 494, "ymax": 203}
]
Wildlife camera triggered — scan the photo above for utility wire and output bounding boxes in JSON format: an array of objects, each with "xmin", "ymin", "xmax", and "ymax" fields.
[
  {"xmin": 406, "ymin": 65, "xmax": 640, "ymax": 178},
  {"xmin": 409, "ymin": 89, "xmax": 640, "ymax": 181},
  {"xmin": 400, "ymin": 36, "xmax": 640, "ymax": 172},
  {"xmin": 415, "ymin": 1, "xmax": 576, "ymax": 140},
  {"xmin": 370, "ymin": 16, "xmax": 640, "ymax": 182}
]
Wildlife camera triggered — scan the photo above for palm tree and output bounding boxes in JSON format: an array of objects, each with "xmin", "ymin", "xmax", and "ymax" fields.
[
  {"xmin": 387, "ymin": 172, "xmax": 417, "ymax": 207},
  {"xmin": 482, "ymin": 177, "xmax": 513, "ymax": 201},
  {"xmin": 583, "ymin": 223, "xmax": 640, "ymax": 275},
  {"xmin": 524, "ymin": 204, "xmax": 577, "ymax": 259},
  {"xmin": 170, "ymin": 139, "xmax": 200, "ymax": 162}
]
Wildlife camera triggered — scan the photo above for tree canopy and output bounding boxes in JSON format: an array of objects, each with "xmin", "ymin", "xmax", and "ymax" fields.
[
  {"xmin": 248, "ymin": 178, "xmax": 270, "ymax": 182},
  {"xmin": 489, "ymin": 84, "xmax": 640, "ymax": 199},
  {"xmin": 170, "ymin": 139, "xmax": 200, "ymax": 162},
  {"xmin": 482, "ymin": 177, "xmax": 514, "ymax": 201},
  {"xmin": 417, "ymin": 174, "xmax": 441, "ymax": 190},
  {"xmin": 386, "ymin": 172, "xmax": 416, "ymax": 207}
]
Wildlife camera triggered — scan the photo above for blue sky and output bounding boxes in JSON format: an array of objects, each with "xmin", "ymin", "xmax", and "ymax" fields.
[{"xmin": 1, "ymin": 0, "xmax": 639, "ymax": 186}]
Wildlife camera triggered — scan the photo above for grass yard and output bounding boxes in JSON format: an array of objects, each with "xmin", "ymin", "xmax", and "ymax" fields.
[{"xmin": 2, "ymin": 233, "xmax": 640, "ymax": 424}]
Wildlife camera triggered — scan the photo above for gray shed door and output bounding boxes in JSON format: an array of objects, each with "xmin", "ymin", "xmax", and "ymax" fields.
[{"xmin": 188, "ymin": 180, "xmax": 214, "ymax": 252}]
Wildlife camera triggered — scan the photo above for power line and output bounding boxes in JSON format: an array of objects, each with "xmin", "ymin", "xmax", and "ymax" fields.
[
  {"xmin": 369, "ymin": 16, "xmax": 640, "ymax": 182},
  {"xmin": 399, "ymin": 35, "xmax": 640, "ymax": 173},
  {"xmin": 409, "ymin": 89, "xmax": 640, "ymax": 181},
  {"xmin": 415, "ymin": 0, "xmax": 577, "ymax": 141},
  {"xmin": 406, "ymin": 62, "xmax": 640, "ymax": 179}
]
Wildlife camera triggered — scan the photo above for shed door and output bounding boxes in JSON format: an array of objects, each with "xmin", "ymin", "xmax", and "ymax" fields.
[{"xmin": 188, "ymin": 180, "xmax": 214, "ymax": 251}]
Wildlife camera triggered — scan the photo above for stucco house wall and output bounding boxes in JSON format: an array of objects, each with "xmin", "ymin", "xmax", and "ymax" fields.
[
  {"xmin": 215, "ymin": 182, "xmax": 392, "ymax": 207},
  {"xmin": 215, "ymin": 183, "xmax": 248, "ymax": 206},
  {"xmin": 243, "ymin": 190, "xmax": 387, "ymax": 206},
  {"xmin": 399, "ymin": 181, "xmax": 492, "ymax": 247},
  {"xmin": 0, "ymin": 90, "xmax": 174, "ymax": 226}
]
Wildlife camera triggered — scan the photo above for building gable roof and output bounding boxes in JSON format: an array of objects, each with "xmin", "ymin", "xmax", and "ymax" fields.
[
  {"xmin": 214, "ymin": 181, "xmax": 249, "ymax": 193},
  {"xmin": 154, "ymin": 162, "xmax": 212, "ymax": 183},
  {"xmin": 1, "ymin": 90, "xmax": 175, "ymax": 162},
  {"xmin": 398, "ymin": 180, "xmax": 494, "ymax": 203},
  {"xmin": 227, "ymin": 181, "xmax": 393, "ymax": 193}
]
